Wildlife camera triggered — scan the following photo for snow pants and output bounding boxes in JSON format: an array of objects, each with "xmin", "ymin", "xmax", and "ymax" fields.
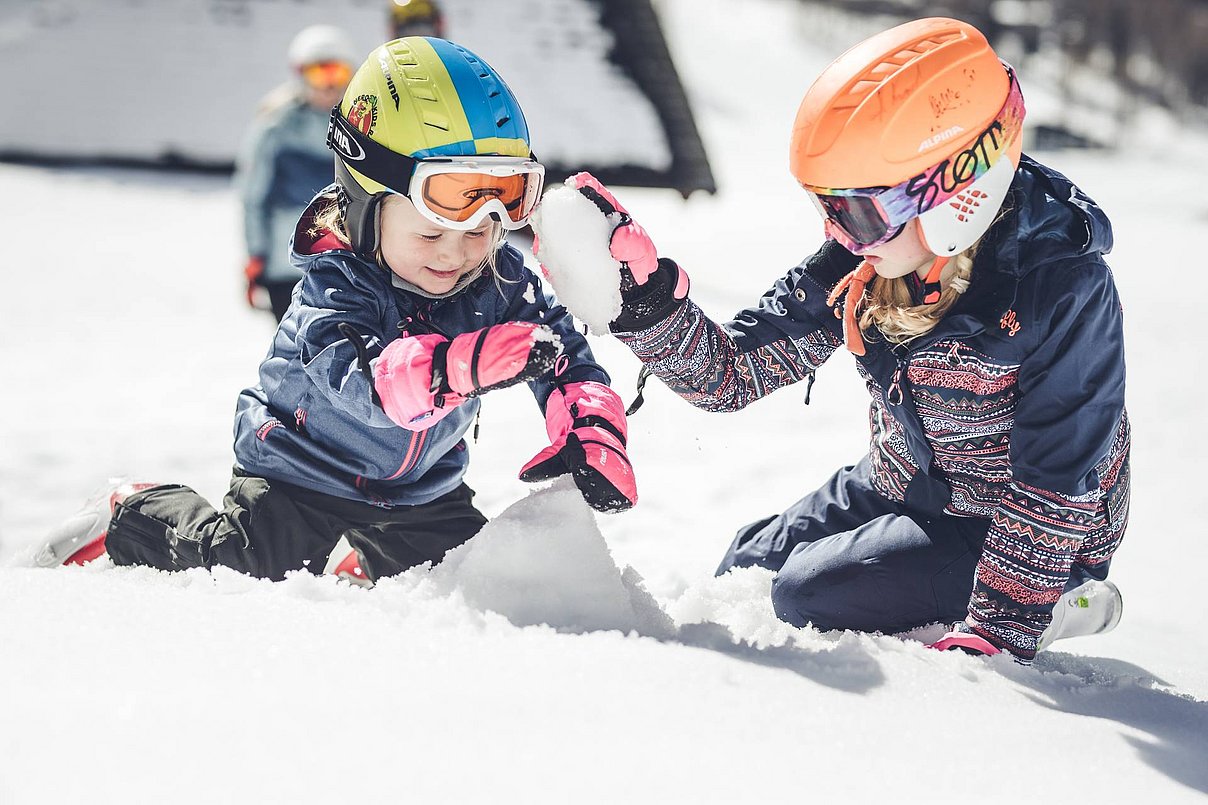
[
  {"xmin": 106, "ymin": 472, "xmax": 488, "ymax": 582},
  {"xmin": 717, "ymin": 459, "xmax": 991, "ymax": 634}
]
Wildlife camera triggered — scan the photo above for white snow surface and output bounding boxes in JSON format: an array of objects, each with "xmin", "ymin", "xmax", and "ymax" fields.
[
  {"xmin": 3, "ymin": 1, "xmax": 1208, "ymax": 802},
  {"xmin": 531, "ymin": 181, "xmax": 625, "ymax": 335}
]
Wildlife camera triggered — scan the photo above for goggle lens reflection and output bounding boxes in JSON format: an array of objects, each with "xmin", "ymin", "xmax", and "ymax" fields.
[{"xmin": 302, "ymin": 61, "xmax": 353, "ymax": 89}]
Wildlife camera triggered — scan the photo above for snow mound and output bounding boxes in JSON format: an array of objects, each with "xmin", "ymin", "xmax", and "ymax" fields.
[
  {"xmin": 427, "ymin": 478, "xmax": 673, "ymax": 636},
  {"xmin": 530, "ymin": 182, "xmax": 623, "ymax": 334}
]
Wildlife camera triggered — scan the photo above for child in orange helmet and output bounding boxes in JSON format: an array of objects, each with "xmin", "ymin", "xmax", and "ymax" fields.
[{"xmin": 533, "ymin": 18, "xmax": 1128, "ymax": 663}]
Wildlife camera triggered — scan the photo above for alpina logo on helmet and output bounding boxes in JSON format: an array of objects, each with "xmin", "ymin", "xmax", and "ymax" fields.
[
  {"xmin": 327, "ymin": 115, "xmax": 365, "ymax": 161},
  {"xmin": 905, "ymin": 117, "xmax": 1010, "ymax": 215},
  {"xmin": 378, "ymin": 51, "xmax": 402, "ymax": 110},
  {"xmin": 917, "ymin": 125, "xmax": 965, "ymax": 153}
]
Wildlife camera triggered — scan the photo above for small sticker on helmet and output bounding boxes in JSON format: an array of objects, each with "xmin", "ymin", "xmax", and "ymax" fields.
[{"xmin": 347, "ymin": 94, "xmax": 379, "ymax": 136}]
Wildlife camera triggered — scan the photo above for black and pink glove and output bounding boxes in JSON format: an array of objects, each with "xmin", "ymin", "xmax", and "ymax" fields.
[
  {"xmin": 565, "ymin": 173, "xmax": 691, "ymax": 332},
  {"xmin": 374, "ymin": 322, "xmax": 561, "ymax": 431},
  {"xmin": 519, "ymin": 381, "xmax": 637, "ymax": 512}
]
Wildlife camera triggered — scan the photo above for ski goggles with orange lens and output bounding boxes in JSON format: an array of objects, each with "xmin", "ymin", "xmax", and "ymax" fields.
[
  {"xmin": 803, "ymin": 67, "xmax": 1025, "ymax": 254},
  {"xmin": 328, "ymin": 108, "xmax": 544, "ymax": 230},
  {"xmin": 301, "ymin": 61, "xmax": 354, "ymax": 89},
  {"xmin": 409, "ymin": 157, "xmax": 544, "ymax": 231}
]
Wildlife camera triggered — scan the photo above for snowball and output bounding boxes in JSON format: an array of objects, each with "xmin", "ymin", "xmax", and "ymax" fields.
[{"xmin": 530, "ymin": 183, "xmax": 624, "ymax": 335}]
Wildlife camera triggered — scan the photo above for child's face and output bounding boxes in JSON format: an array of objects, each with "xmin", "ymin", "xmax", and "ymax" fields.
[
  {"xmin": 861, "ymin": 218, "xmax": 935, "ymax": 279},
  {"xmin": 377, "ymin": 195, "xmax": 495, "ymax": 294}
]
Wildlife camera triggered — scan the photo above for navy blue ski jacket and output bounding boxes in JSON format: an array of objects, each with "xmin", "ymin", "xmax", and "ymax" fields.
[
  {"xmin": 233, "ymin": 200, "xmax": 608, "ymax": 507},
  {"xmin": 617, "ymin": 156, "xmax": 1130, "ymax": 657}
]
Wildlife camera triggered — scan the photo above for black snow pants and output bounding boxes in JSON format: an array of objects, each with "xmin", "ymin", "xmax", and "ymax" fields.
[{"xmin": 106, "ymin": 472, "xmax": 488, "ymax": 582}]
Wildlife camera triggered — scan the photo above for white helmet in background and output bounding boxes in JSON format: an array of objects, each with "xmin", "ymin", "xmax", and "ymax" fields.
[{"xmin": 287, "ymin": 24, "xmax": 357, "ymax": 69}]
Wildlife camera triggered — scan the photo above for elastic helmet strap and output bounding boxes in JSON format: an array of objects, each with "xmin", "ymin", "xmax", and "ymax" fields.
[{"xmin": 920, "ymin": 257, "xmax": 949, "ymax": 305}]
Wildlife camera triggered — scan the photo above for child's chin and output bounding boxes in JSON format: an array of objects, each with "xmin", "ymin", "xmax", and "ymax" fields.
[{"xmin": 420, "ymin": 273, "xmax": 461, "ymax": 293}]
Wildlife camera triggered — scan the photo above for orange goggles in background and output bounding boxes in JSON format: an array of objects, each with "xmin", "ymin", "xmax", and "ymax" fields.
[
  {"xmin": 410, "ymin": 157, "xmax": 545, "ymax": 230},
  {"xmin": 301, "ymin": 61, "xmax": 354, "ymax": 89}
]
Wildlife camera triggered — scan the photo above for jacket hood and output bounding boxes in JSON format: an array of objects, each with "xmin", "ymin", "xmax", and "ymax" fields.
[
  {"xmin": 946, "ymin": 155, "xmax": 1113, "ymax": 329},
  {"xmin": 1005, "ymin": 155, "xmax": 1114, "ymax": 277},
  {"xmin": 291, "ymin": 192, "xmax": 356, "ymax": 264}
]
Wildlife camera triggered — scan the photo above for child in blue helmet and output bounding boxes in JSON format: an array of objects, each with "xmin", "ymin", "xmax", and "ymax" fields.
[{"xmin": 37, "ymin": 38, "xmax": 637, "ymax": 583}]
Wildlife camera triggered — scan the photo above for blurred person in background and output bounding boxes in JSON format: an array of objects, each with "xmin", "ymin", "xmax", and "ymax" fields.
[
  {"xmin": 36, "ymin": 38, "xmax": 636, "ymax": 584},
  {"xmin": 236, "ymin": 24, "xmax": 356, "ymax": 322},
  {"xmin": 533, "ymin": 18, "xmax": 1129, "ymax": 665},
  {"xmin": 388, "ymin": 0, "xmax": 446, "ymax": 39}
]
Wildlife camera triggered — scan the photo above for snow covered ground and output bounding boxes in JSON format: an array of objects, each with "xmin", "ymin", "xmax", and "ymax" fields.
[{"xmin": 2, "ymin": 1, "xmax": 1207, "ymax": 802}]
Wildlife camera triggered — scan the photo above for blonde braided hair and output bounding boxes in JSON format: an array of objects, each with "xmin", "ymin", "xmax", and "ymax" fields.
[{"xmin": 859, "ymin": 250, "xmax": 975, "ymax": 346}]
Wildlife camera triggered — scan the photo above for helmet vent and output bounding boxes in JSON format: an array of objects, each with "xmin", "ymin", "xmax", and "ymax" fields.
[
  {"xmin": 949, "ymin": 188, "xmax": 988, "ymax": 222},
  {"xmin": 843, "ymin": 31, "xmax": 967, "ymax": 106},
  {"xmin": 423, "ymin": 113, "xmax": 451, "ymax": 132}
]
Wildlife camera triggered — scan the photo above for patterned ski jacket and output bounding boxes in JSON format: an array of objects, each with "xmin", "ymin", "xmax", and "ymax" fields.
[
  {"xmin": 617, "ymin": 156, "xmax": 1130, "ymax": 658},
  {"xmin": 233, "ymin": 200, "xmax": 608, "ymax": 507}
]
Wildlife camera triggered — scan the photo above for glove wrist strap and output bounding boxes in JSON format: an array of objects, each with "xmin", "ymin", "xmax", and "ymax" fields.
[
  {"xmin": 570, "ymin": 413, "xmax": 627, "ymax": 446},
  {"xmin": 429, "ymin": 340, "xmax": 454, "ymax": 405},
  {"xmin": 611, "ymin": 258, "xmax": 687, "ymax": 332}
]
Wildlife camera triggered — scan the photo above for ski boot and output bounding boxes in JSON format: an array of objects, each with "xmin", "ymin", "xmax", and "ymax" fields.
[
  {"xmin": 324, "ymin": 536, "xmax": 372, "ymax": 588},
  {"xmin": 33, "ymin": 479, "xmax": 158, "ymax": 568},
  {"xmin": 1037, "ymin": 578, "xmax": 1123, "ymax": 651}
]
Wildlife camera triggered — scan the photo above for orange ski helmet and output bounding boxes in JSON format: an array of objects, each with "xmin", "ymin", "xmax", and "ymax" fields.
[{"xmin": 790, "ymin": 18, "xmax": 1025, "ymax": 257}]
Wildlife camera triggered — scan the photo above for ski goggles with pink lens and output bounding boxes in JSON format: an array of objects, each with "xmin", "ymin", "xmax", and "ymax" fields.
[{"xmin": 802, "ymin": 67, "xmax": 1025, "ymax": 254}]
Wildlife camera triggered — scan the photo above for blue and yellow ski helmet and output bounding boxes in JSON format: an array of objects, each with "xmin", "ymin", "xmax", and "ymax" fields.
[{"xmin": 326, "ymin": 37, "xmax": 533, "ymax": 254}]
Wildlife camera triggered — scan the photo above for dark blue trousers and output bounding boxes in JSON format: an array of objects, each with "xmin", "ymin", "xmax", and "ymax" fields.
[{"xmin": 717, "ymin": 459, "xmax": 990, "ymax": 634}]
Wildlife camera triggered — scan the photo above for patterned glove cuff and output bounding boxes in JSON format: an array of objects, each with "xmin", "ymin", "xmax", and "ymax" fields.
[{"xmin": 966, "ymin": 617, "xmax": 1037, "ymax": 663}]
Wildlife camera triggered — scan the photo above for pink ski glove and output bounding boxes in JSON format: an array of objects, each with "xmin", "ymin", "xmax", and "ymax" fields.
[
  {"xmin": 927, "ymin": 621, "xmax": 1002, "ymax": 657},
  {"xmin": 519, "ymin": 381, "xmax": 637, "ymax": 512},
  {"xmin": 375, "ymin": 322, "xmax": 562, "ymax": 430}
]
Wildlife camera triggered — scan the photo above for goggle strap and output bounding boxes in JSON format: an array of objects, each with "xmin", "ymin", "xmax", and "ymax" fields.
[{"xmin": 327, "ymin": 107, "xmax": 418, "ymax": 194}]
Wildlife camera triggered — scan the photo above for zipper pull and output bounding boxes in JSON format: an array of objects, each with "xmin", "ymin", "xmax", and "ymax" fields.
[{"xmin": 887, "ymin": 366, "xmax": 904, "ymax": 405}]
